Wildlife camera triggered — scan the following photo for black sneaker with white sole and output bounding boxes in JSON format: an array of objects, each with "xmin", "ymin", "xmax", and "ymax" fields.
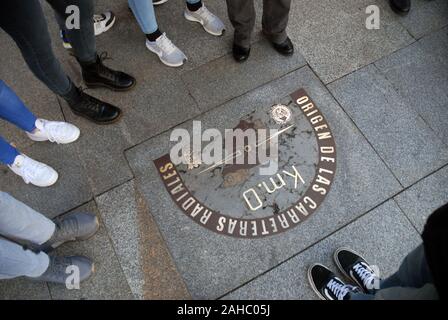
[
  {"xmin": 308, "ymin": 264, "xmax": 361, "ymax": 300},
  {"xmin": 334, "ymin": 248, "xmax": 381, "ymax": 293}
]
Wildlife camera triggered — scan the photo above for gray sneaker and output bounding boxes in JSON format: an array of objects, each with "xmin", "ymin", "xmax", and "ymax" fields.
[
  {"xmin": 38, "ymin": 212, "xmax": 99, "ymax": 251},
  {"xmin": 29, "ymin": 255, "xmax": 94, "ymax": 284},
  {"xmin": 184, "ymin": 5, "xmax": 225, "ymax": 36}
]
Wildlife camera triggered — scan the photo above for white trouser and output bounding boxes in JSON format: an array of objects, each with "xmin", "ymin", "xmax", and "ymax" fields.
[{"xmin": 0, "ymin": 192, "xmax": 55, "ymax": 279}]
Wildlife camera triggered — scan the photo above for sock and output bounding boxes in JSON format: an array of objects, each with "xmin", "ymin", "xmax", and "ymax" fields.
[
  {"xmin": 187, "ymin": 1, "xmax": 202, "ymax": 11},
  {"xmin": 146, "ymin": 29, "xmax": 163, "ymax": 42}
]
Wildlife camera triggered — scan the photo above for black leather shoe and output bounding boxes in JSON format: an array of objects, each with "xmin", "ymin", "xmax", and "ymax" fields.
[
  {"xmin": 67, "ymin": 88, "xmax": 122, "ymax": 124},
  {"xmin": 389, "ymin": 0, "xmax": 411, "ymax": 15},
  {"xmin": 80, "ymin": 53, "xmax": 136, "ymax": 91},
  {"xmin": 272, "ymin": 37, "xmax": 294, "ymax": 56},
  {"xmin": 233, "ymin": 44, "xmax": 251, "ymax": 62}
]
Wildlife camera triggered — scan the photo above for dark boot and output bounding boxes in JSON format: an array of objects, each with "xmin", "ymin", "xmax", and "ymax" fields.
[
  {"xmin": 389, "ymin": 0, "xmax": 411, "ymax": 15},
  {"xmin": 272, "ymin": 37, "xmax": 294, "ymax": 56},
  {"xmin": 65, "ymin": 86, "xmax": 122, "ymax": 124},
  {"xmin": 79, "ymin": 53, "xmax": 136, "ymax": 91}
]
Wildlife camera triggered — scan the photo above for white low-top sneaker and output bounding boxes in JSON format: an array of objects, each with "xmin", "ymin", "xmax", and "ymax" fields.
[
  {"xmin": 145, "ymin": 33, "xmax": 187, "ymax": 67},
  {"xmin": 27, "ymin": 119, "xmax": 80, "ymax": 144},
  {"xmin": 153, "ymin": 0, "xmax": 168, "ymax": 5},
  {"xmin": 184, "ymin": 5, "xmax": 225, "ymax": 36},
  {"xmin": 93, "ymin": 11, "xmax": 116, "ymax": 36},
  {"xmin": 8, "ymin": 154, "xmax": 58, "ymax": 187}
]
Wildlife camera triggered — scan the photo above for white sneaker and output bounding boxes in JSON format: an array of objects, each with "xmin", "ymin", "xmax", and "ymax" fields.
[
  {"xmin": 8, "ymin": 154, "xmax": 58, "ymax": 187},
  {"xmin": 145, "ymin": 33, "xmax": 187, "ymax": 67},
  {"xmin": 93, "ymin": 11, "xmax": 116, "ymax": 36},
  {"xmin": 27, "ymin": 119, "xmax": 80, "ymax": 144},
  {"xmin": 184, "ymin": 5, "xmax": 225, "ymax": 36}
]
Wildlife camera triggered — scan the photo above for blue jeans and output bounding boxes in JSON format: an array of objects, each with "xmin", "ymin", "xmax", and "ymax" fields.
[
  {"xmin": 0, "ymin": 80, "xmax": 37, "ymax": 165},
  {"xmin": 129, "ymin": 0, "xmax": 201, "ymax": 34}
]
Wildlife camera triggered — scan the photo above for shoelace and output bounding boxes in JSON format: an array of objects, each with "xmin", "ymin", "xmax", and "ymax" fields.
[
  {"xmin": 352, "ymin": 262, "xmax": 378, "ymax": 290},
  {"xmin": 156, "ymin": 33, "xmax": 177, "ymax": 54},
  {"xmin": 196, "ymin": 6, "xmax": 215, "ymax": 24},
  {"xmin": 326, "ymin": 279, "xmax": 351, "ymax": 300},
  {"xmin": 93, "ymin": 14, "xmax": 106, "ymax": 23},
  {"xmin": 78, "ymin": 87, "xmax": 103, "ymax": 114},
  {"xmin": 51, "ymin": 216, "xmax": 79, "ymax": 243},
  {"xmin": 36, "ymin": 121, "xmax": 65, "ymax": 143}
]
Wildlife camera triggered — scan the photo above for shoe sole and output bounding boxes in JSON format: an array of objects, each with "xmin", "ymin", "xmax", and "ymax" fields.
[
  {"xmin": 333, "ymin": 247, "xmax": 370, "ymax": 292},
  {"xmin": 72, "ymin": 108, "xmax": 123, "ymax": 125},
  {"xmin": 95, "ymin": 15, "xmax": 116, "ymax": 36},
  {"xmin": 307, "ymin": 263, "xmax": 331, "ymax": 300},
  {"xmin": 145, "ymin": 42, "xmax": 185, "ymax": 68},
  {"xmin": 84, "ymin": 79, "xmax": 137, "ymax": 92},
  {"xmin": 184, "ymin": 12, "xmax": 224, "ymax": 37},
  {"xmin": 27, "ymin": 130, "xmax": 81, "ymax": 144}
]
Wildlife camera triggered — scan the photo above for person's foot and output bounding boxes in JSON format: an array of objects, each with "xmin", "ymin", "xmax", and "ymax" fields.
[
  {"xmin": 80, "ymin": 53, "xmax": 136, "ymax": 91},
  {"xmin": 93, "ymin": 11, "xmax": 116, "ymax": 36},
  {"xmin": 153, "ymin": 0, "xmax": 168, "ymax": 5},
  {"xmin": 334, "ymin": 247, "xmax": 381, "ymax": 293},
  {"xmin": 233, "ymin": 44, "xmax": 251, "ymax": 62},
  {"xmin": 184, "ymin": 5, "xmax": 225, "ymax": 36},
  {"xmin": 308, "ymin": 264, "xmax": 361, "ymax": 300},
  {"xmin": 37, "ymin": 212, "xmax": 99, "ymax": 252},
  {"xmin": 27, "ymin": 119, "xmax": 80, "ymax": 144},
  {"xmin": 29, "ymin": 255, "xmax": 94, "ymax": 284},
  {"xmin": 60, "ymin": 11, "xmax": 116, "ymax": 49},
  {"xmin": 8, "ymin": 154, "xmax": 58, "ymax": 187},
  {"xmin": 272, "ymin": 37, "xmax": 294, "ymax": 56},
  {"xmin": 67, "ymin": 87, "xmax": 122, "ymax": 124},
  {"xmin": 389, "ymin": 0, "xmax": 411, "ymax": 15},
  {"xmin": 146, "ymin": 33, "xmax": 187, "ymax": 67}
]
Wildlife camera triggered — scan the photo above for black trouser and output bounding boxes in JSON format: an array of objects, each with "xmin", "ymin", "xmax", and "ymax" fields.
[{"xmin": 0, "ymin": 0, "xmax": 96, "ymax": 97}]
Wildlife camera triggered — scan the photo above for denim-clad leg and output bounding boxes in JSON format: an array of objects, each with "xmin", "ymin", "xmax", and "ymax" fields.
[
  {"xmin": 129, "ymin": 0, "xmax": 159, "ymax": 34},
  {"xmin": 0, "ymin": 192, "xmax": 55, "ymax": 279}
]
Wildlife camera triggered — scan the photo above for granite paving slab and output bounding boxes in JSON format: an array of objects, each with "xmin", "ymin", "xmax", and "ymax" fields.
[
  {"xmin": 96, "ymin": 180, "xmax": 191, "ymax": 299},
  {"xmin": 48, "ymin": 201, "xmax": 134, "ymax": 300},
  {"xmin": 395, "ymin": 165, "xmax": 448, "ymax": 233},
  {"xmin": 374, "ymin": 29, "xmax": 448, "ymax": 143},
  {"xmin": 286, "ymin": 0, "xmax": 414, "ymax": 84},
  {"xmin": 126, "ymin": 66, "xmax": 401, "ymax": 299},
  {"xmin": 181, "ymin": 40, "xmax": 307, "ymax": 111},
  {"xmin": 0, "ymin": 279, "xmax": 51, "ymax": 300},
  {"xmin": 396, "ymin": 0, "xmax": 448, "ymax": 39},
  {"xmin": 328, "ymin": 64, "xmax": 448, "ymax": 187},
  {"xmin": 223, "ymin": 200, "xmax": 421, "ymax": 299}
]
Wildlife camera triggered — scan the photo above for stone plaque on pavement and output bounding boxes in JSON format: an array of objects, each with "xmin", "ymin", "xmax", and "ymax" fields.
[{"xmin": 153, "ymin": 89, "xmax": 336, "ymax": 238}]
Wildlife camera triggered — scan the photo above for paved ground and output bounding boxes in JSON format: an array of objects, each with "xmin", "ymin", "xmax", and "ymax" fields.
[{"xmin": 0, "ymin": 0, "xmax": 447, "ymax": 299}]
